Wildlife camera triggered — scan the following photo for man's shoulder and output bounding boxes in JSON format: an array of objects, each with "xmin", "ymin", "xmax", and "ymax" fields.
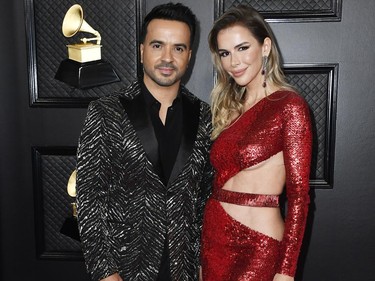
[
  {"xmin": 180, "ymin": 86, "xmax": 211, "ymax": 133},
  {"xmin": 180, "ymin": 85, "xmax": 210, "ymax": 109},
  {"xmin": 89, "ymin": 81, "xmax": 141, "ymax": 107},
  {"xmin": 116, "ymin": 80, "xmax": 142, "ymax": 99}
]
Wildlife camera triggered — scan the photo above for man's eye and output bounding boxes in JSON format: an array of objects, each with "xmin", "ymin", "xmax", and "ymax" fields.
[
  {"xmin": 152, "ymin": 44, "xmax": 161, "ymax": 49},
  {"xmin": 175, "ymin": 47, "xmax": 184, "ymax": 53}
]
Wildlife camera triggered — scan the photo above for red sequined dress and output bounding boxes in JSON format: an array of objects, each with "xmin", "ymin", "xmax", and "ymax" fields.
[{"xmin": 201, "ymin": 91, "xmax": 312, "ymax": 280}]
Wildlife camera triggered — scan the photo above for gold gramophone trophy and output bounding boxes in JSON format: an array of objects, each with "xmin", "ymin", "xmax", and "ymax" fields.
[
  {"xmin": 60, "ymin": 169, "xmax": 80, "ymax": 241},
  {"xmin": 55, "ymin": 4, "xmax": 119, "ymax": 89}
]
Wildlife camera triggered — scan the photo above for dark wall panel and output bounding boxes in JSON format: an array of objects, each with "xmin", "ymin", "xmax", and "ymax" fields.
[{"xmin": 25, "ymin": 0, "xmax": 144, "ymax": 107}]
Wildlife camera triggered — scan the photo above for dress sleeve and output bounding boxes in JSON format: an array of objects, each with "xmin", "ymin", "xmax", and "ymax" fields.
[
  {"xmin": 76, "ymin": 101, "xmax": 118, "ymax": 281},
  {"xmin": 278, "ymin": 96, "xmax": 313, "ymax": 277}
]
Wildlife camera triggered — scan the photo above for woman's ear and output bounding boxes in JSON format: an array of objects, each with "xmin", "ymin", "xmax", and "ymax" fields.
[{"xmin": 263, "ymin": 37, "xmax": 272, "ymax": 56}]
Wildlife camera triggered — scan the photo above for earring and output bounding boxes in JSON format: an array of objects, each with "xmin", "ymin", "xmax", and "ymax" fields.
[{"xmin": 261, "ymin": 55, "xmax": 268, "ymax": 88}]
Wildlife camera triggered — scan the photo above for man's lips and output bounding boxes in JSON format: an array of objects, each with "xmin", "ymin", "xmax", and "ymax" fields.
[{"xmin": 158, "ymin": 67, "xmax": 175, "ymax": 75}]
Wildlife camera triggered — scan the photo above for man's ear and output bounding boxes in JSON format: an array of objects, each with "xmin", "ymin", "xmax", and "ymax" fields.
[{"xmin": 140, "ymin": 44, "xmax": 144, "ymax": 63}]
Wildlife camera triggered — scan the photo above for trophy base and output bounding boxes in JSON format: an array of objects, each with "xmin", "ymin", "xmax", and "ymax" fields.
[
  {"xmin": 55, "ymin": 59, "xmax": 120, "ymax": 89},
  {"xmin": 60, "ymin": 216, "xmax": 80, "ymax": 241}
]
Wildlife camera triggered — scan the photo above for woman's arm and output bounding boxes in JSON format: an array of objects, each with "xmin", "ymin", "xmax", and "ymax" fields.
[{"xmin": 277, "ymin": 95, "xmax": 313, "ymax": 277}]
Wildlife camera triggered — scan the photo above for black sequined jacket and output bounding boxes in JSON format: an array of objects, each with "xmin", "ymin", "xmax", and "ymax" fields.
[{"xmin": 76, "ymin": 81, "xmax": 213, "ymax": 281}]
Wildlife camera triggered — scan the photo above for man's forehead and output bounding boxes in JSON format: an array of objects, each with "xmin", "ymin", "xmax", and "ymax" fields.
[{"xmin": 145, "ymin": 19, "xmax": 190, "ymax": 39}]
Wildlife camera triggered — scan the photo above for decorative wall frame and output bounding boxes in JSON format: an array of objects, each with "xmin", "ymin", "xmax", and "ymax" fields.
[
  {"xmin": 24, "ymin": 0, "xmax": 145, "ymax": 107},
  {"xmin": 215, "ymin": 0, "xmax": 342, "ymax": 22},
  {"xmin": 284, "ymin": 64, "xmax": 338, "ymax": 189},
  {"xmin": 32, "ymin": 146, "xmax": 81, "ymax": 260}
]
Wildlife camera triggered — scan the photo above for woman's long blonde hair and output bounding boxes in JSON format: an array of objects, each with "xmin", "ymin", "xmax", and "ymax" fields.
[{"xmin": 209, "ymin": 5, "xmax": 291, "ymax": 139}]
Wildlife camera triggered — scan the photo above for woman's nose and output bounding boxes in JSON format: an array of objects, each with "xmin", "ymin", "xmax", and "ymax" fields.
[{"xmin": 230, "ymin": 53, "xmax": 240, "ymax": 67}]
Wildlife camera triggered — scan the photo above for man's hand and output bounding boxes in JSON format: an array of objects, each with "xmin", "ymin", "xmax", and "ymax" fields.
[
  {"xmin": 273, "ymin": 273, "xmax": 294, "ymax": 281},
  {"xmin": 100, "ymin": 273, "xmax": 123, "ymax": 281}
]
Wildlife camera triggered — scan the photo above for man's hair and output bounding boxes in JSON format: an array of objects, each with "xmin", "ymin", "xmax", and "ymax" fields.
[{"xmin": 140, "ymin": 2, "xmax": 197, "ymax": 47}]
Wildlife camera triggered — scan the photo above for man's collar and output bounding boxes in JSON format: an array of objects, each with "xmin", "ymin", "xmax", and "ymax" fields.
[{"xmin": 141, "ymin": 81, "xmax": 182, "ymax": 108}]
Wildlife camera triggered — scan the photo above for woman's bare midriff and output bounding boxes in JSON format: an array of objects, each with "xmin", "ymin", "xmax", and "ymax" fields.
[{"xmin": 219, "ymin": 151, "xmax": 286, "ymax": 241}]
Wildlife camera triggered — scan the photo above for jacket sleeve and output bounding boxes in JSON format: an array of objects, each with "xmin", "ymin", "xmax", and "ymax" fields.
[
  {"xmin": 76, "ymin": 100, "xmax": 118, "ymax": 281},
  {"xmin": 196, "ymin": 104, "xmax": 214, "ymax": 266},
  {"xmin": 278, "ymin": 96, "xmax": 312, "ymax": 277}
]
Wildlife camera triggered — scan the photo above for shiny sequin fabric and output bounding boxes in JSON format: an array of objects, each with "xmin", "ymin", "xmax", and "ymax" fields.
[
  {"xmin": 202, "ymin": 199, "xmax": 281, "ymax": 281},
  {"xmin": 76, "ymin": 81, "xmax": 214, "ymax": 281},
  {"xmin": 211, "ymin": 188, "xmax": 279, "ymax": 207},
  {"xmin": 201, "ymin": 91, "xmax": 312, "ymax": 279}
]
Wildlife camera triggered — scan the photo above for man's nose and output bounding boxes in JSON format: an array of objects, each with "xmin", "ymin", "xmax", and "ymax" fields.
[{"xmin": 161, "ymin": 46, "xmax": 173, "ymax": 62}]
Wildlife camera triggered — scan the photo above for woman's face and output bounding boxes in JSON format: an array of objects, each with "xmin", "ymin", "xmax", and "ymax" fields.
[{"xmin": 216, "ymin": 24, "xmax": 270, "ymax": 89}]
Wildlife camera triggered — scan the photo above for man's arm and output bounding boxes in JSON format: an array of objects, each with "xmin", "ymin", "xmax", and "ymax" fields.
[
  {"xmin": 76, "ymin": 101, "xmax": 118, "ymax": 281},
  {"xmin": 196, "ymin": 104, "xmax": 214, "ymax": 265}
]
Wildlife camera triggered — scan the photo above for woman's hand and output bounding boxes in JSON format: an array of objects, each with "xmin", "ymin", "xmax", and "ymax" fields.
[{"xmin": 273, "ymin": 273, "xmax": 294, "ymax": 281}]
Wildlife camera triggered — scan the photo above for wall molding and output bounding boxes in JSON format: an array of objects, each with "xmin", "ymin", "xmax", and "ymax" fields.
[
  {"xmin": 32, "ymin": 146, "xmax": 81, "ymax": 260},
  {"xmin": 214, "ymin": 0, "xmax": 342, "ymax": 22},
  {"xmin": 284, "ymin": 63, "xmax": 338, "ymax": 188}
]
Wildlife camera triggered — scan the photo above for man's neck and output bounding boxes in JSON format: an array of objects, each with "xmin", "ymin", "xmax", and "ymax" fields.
[{"xmin": 143, "ymin": 79, "xmax": 180, "ymax": 107}]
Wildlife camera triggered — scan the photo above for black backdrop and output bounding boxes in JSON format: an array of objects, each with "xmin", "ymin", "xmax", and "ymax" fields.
[{"xmin": 1, "ymin": 0, "xmax": 375, "ymax": 280}]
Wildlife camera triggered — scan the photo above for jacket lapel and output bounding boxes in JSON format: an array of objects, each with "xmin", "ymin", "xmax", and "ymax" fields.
[
  {"xmin": 120, "ymin": 92, "xmax": 161, "ymax": 176},
  {"xmin": 168, "ymin": 93, "xmax": 201, "ymax": 185}
]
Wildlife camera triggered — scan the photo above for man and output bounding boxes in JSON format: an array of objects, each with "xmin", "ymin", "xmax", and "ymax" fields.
[{"xmin": 76, "ymin": 3, "xmax": 213, "ymax": 281}]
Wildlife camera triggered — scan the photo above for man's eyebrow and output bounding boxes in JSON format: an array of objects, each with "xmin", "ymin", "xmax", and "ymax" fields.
[
  {"xmin": 149, "ymin": 40, "xmax": 164, "ymax": 45},
  {"xmin": 174, "ymin": 43, "xmax": 188, "ymax": 49},
  {"xmin": 149, "ymin": 40, "xmax": 188, "ymax": 49}
]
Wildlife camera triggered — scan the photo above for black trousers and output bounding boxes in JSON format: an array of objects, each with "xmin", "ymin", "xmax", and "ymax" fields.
[{"xmin": 156, "ymin": 237, "xmax": 171, "ymax": 281}]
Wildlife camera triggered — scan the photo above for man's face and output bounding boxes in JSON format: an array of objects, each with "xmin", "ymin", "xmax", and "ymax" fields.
[{"xmin": 140, "ymin": 19, "xmax": 192, "ymax": 89}]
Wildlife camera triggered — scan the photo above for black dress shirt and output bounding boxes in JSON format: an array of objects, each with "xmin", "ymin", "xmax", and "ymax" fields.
[
  {"xmin": 142, "ymin": 82, "xmax": 183, "ymax": 281},
  {"xmin": 142, "ymin": 83, "xmax": 183, "ymax": 186}
]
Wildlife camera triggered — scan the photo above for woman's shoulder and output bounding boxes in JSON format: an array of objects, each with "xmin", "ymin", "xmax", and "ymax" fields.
[{"xmin": 271, "ymin": 89, "xmax": 309, "ymax": 109}]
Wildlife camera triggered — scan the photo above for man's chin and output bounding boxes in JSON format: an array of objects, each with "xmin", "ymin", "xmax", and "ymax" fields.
[
  {"xmin": 155, "ymin": 77, "xmax": 179, "ymax": 87},
  {"xmin": 144, "ymin": 72, "xmax": 183, "ymax": 87}
]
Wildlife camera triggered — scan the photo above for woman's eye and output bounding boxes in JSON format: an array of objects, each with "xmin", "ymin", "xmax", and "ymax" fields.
[
  {"xmin": 238, "ymin": 46, "xmax": 249, "ymax": 51},
  {"xmin": 219, "ymin": 51, "xmax": 229, "ymax": 57}
]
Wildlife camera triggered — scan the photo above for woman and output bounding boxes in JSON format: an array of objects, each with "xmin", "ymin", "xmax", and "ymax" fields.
[{"xmin": 201, "ymin": 5, "xmax": 312, "ymax": 281}]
